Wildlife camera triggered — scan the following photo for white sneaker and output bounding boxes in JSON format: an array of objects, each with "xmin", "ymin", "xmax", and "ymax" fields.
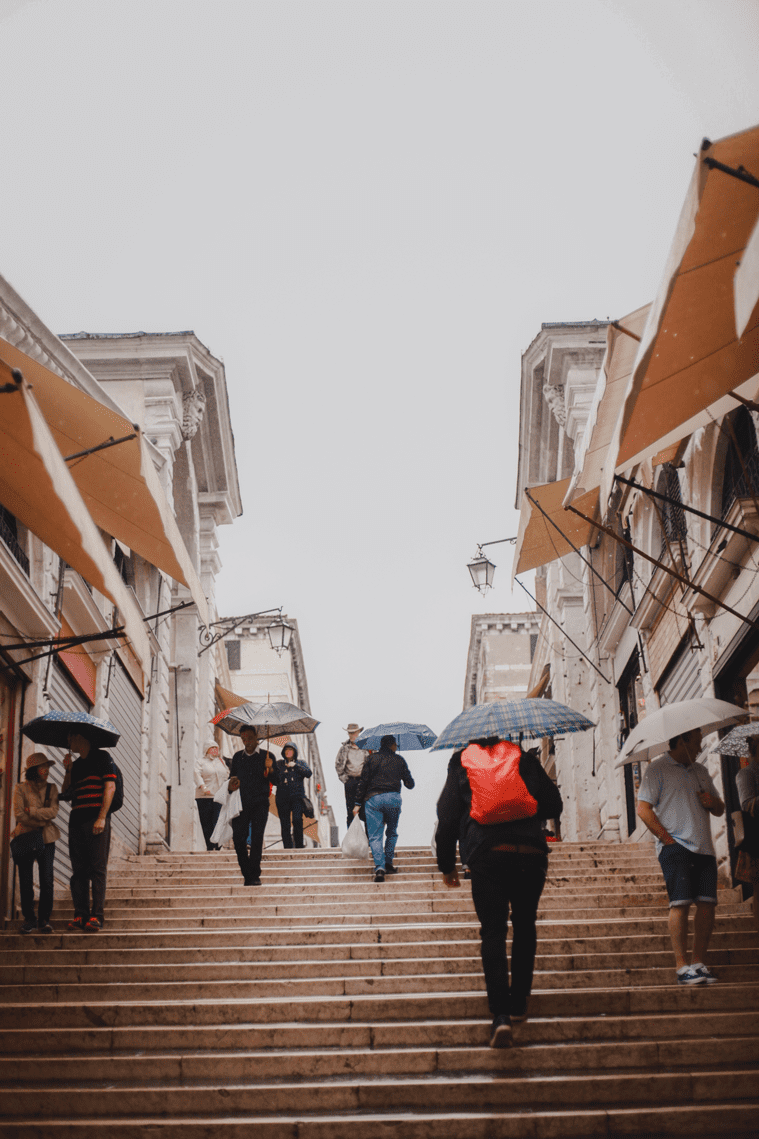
[
  {"xmin": 691, "ymin": 963, "xmax": 718, "ymax": 984},
  {"xmin": 677, "ymin": 966, "xmax": 706, "ymax": 985}
]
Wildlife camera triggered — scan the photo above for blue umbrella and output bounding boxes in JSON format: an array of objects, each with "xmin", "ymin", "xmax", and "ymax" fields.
[
  {"xmin": 431, "ymin": 699, "xmax": 594, "ymax": 751},
  {"xmin": 22, "ymin": 709, "xmax": 121, "ymax": 749},
  {"xmin": 356, "ymin": 722, "xmax": 437, "ymax": 752}
]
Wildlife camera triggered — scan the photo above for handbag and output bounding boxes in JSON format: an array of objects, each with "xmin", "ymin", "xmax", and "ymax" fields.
[
  {"xmin": 732, "ymin": 808, "xmax": 759, "ymax": 857},
  {"xmin": 10, "ymin": 828, "xmax": 44, "ymax": 864},
  {"xmin": 10, "ymin": 784, "xmax": 51, "ymax": 864},
  {"xmin": 301, "ymin": 795, "xmax": 315, "ymax": 819}
]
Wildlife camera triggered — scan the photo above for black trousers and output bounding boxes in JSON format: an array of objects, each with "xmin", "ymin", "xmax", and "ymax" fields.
[
  {"xmin": 231, "ymin": 799, "xmax": 270, "ymax": 881},
  {"xmin": 469, "ymin": 849, "xmax": 547, "ymax": 1017},
  {"xmin": 276, "ymin": 795, "xmax": 305, "ymax": 848},
  {"xmin": 69, "ymin": 816, "xmax": 111, "ymax": 923},
  {"xmin": 343, "ymin": 776, "xmax": 365, "ymax": 830},
  {"xmin": 196, "ymin": 797, "xmax": 222, "ymax": 850},
  {"xmin": 17, "ymin": 841, "xmax": 56, "ymax": 925}
]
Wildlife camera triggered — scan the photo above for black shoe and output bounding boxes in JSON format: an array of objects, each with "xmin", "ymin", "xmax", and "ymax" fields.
[
  {"xmin": 489, "ymin": 1015, "xmax": 513, "ymax": 1048},
  {"xmin": 37, "ymin": 923, "xmax": 53, "ymax": 934},
  {"xmin": 384, "ymin": 864, "xmax": 399, "ymax": 874},
  {"xmin": 20, "ymin": 920, "xmax": 36, "ymax": 935},
  {"xmin": 245, "ymin": 877, "xmax": 262, "ymax": 886},
  {"xmin": 374, "ymin": 868, "xmax": 385, "ymax": 883}
]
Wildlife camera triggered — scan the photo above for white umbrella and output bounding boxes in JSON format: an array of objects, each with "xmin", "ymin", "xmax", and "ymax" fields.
[{"xmin": 614, "ymin": 698, "xmax": 746, "ymax": 767}]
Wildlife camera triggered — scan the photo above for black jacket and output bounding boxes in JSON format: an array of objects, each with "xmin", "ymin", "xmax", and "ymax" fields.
[
  {"xmin": 228, "ymin": 747, "xmax": 278, "ymax": 807},
  {"xmin": 435, "ymin": 746, "xmax": 562, "ymax": 874},
  {"xmin": 275, "ymin": 744, "xmax": 312, "ymax": 800},
  {"xmin": 354, "ymin": 748, "xmax": 415, "ymax": 805}
]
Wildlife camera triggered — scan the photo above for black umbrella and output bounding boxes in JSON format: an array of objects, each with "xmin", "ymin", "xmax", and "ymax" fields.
[{"xmin": 22, "ymin": 709, "xmax": 121, "ymax": 749}]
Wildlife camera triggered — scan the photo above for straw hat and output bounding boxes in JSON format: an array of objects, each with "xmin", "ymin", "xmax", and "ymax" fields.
[
  {"xmin": 24, "ymin": 752, "xmax": 55, "ymax": 772},
  {"xmin": 343, "ymin": 723, "xmax": 363, "ymax": 734}
]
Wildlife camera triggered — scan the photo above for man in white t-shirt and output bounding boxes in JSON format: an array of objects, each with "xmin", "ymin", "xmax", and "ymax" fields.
[{"xmin": 637, "ymin": 727, "xmax": 724, "ymax": 986}]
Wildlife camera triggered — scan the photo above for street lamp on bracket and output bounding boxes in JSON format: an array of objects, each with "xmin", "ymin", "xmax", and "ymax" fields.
[
  {"xmin": 198, "ymin": 607, "xmax": 286, "ymax": 657},
  {"xmin": 466, "ymin": 537, "xmax": 517, "ymax": 594},
  {"xmin": 267, "ymin": 617, "xmax": 294, "ymax": 656}
]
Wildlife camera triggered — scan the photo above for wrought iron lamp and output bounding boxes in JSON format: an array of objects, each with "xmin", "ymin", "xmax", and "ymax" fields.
[{"xmin": 466, "ymin": 537, "xmax": 517, "ymax": 594}]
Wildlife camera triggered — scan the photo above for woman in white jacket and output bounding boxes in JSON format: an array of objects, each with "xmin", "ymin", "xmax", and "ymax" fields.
[{"xmin": 194, "ymin": 742, "xmax": 229, "ymax": 850}]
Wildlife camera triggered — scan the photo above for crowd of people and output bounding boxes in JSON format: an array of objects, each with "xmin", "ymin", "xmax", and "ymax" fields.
[{"xmin": 9, "ymin": 714, "xmax": 759, "ymax": 1051}]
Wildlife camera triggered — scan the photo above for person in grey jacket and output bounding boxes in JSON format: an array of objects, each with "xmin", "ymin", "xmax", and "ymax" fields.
[
  {"xmin": 353, "ymin": 735, "xmax": 415, "ymax": 882},
  {"xmin": 335, "ymin": 723, "xmax": 368, "ymax": 829}
]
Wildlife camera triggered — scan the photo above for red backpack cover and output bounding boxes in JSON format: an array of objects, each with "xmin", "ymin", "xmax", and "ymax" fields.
[{"xmin": 461, "ymin": 741, "xmax": 538, "ymax": 824}]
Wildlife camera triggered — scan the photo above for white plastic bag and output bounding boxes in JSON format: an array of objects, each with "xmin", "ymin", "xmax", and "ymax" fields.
[
  {"xmin": 210, "ymin": 787, "xmax": 242, "ymax": 847},
  {"xmin": 341, "ymin": 815, "xmax": 371, "ymax": 859},
  {"xmin": 429, "ymin": 820, "xmax": 438, "ymax": 859}
]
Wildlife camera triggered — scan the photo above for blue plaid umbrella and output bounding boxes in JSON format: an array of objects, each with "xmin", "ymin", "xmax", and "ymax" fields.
[
  {"xmin": 356, "ymin": 722, "xmax": 437, "ymax": 752},
  {"xmin": 22, "ymin": 709, "xmax": 121, "ymax": 749},
  {"xmin": 431, "ymin": 699, "xmax": 594, "ymax": 751}
]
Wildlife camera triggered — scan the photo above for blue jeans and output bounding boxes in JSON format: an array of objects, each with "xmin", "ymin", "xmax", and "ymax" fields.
[{"xmin": 364, "ymin": 792, "xmax": 402, "ymax": 870}]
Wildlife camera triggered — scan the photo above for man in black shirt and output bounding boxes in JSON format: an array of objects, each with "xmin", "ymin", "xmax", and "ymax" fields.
[
  {"xmin": 353, "ymin": 734, "xmax": 415, "ymax": 882},
  {"xmin": 228, "ymin": 726, "xmax": 279, "ymax": 885},
  {"xmin": 61, "ymin": 731, "xmax": 118, "ymax": 931}
]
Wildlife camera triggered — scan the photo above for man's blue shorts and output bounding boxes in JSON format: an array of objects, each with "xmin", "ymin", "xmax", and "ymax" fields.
[{"xmin": 658, "ymin": 842, "xmax": 718, "ymax": 908}]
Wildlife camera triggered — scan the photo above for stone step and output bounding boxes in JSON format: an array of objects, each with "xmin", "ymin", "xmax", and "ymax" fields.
[
  {"xmin": 5, "ymin": 927, "xmax": 756, "ymax": 965},
  {"xmin": 1, "ymin": 981, "xmax": 757, "ymax": 1029},
  {"xmin": 4, "ymin": 946, "xmax": 758, "ymax": 987},
  {"xmin": 6, "ymin": 1031, "xmax": 759, "ymax": 1084},
  {"xmin": 2, "ymin": 1067, "xmax": 758, "ymax": 1118},
  {"xmin": 2, "ymin": 1105, "xmax": 757, "ymax": 1139},
  {"xmin": 4, "ymin": 1007, "xmax": 757, "ymax": 1056}
]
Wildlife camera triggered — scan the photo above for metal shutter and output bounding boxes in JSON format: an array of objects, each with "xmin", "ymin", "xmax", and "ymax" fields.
[
  {"xmin": 46, "ymin": 661, "xmax": 90, "ymax": 890},
  {"xmin": 107, "ymin": 657, "xmax": 142, "ymax": 852},
  {"xmin": 657, "ymin": 634, "xmax": 703, "ymax": 704}
]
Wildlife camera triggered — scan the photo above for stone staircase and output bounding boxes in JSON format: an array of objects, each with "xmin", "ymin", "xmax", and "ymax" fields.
[{"xmin": 1, "ymin": 841, "xmax": 758, "ymax": 1137}]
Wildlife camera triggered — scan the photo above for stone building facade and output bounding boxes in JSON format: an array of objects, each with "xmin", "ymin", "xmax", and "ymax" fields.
[
  {"xmin": 0, "ymin": 275, "xmax": 242, "ymax": 922},
  {"xmin": 516, "ymin": 316, "xmax": 759, "ymax": 885},
  {"xmin": 463, "ymin": 612, "xmax": 542, "ymax": 708}
]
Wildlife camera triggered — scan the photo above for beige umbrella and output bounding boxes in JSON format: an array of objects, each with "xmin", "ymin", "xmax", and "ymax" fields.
[{"xmin": 601, "ymin": 123, "xmax": 759, "ymax": 507}]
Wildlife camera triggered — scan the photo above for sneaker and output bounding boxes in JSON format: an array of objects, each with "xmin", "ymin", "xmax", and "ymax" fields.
[
  {"xmin": 510, "ymin": 1004, "xmax": 529, "ymax": 1024},
  {"xmin": 691, "ymin": 963, "xmax": 718, "ymax": 984},
  {"xmin": 374, "ymin": 868, "xmax": 385, "ymax": 883},
  {"xmin": 67, "ymin": 916, "xmax": 85, "ymax": 931},
  {"xmin": 37, "ymin": 923, "xmax": 53, "ymax": 934},
  {"xmin": 489, "ymin": 1014, "xmax": 513, "ymax": 1048},
  {"xmin": 84, "ymin": 917, "xmax": 102, "ymax": 932},
  {"xmin": 677, "ymin": 966, "xmax": 706, "ymax": 986},
  {"xmin": 20, "ymin": 920, "xmax": 36, "ymax": 935},
  {"xmin": 384, "ymin": 864, "xmax": 399, "ymax": 875}
]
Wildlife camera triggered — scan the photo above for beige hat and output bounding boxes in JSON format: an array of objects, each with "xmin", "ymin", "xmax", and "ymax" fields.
[
  {"xmin": 24, "ymin": 752, "xmax": 55, "ymax": 772},
  {"xmin": 205, "ymin": 743, "xmax": 220, "ymax": 755},
  {"xmin": 343, "ymin": 723, "xmax": 363, "ymax": 734}
]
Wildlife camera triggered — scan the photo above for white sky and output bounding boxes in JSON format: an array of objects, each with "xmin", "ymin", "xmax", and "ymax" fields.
[{"xmin": 2, "ymin": 0, "xmax": 758, "ymax": 847}]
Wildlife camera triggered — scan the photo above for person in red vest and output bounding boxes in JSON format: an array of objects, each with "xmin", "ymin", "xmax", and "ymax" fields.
[{"xmin": 435, "ymin": 736, "xmax": 562, "ymax": 1049}]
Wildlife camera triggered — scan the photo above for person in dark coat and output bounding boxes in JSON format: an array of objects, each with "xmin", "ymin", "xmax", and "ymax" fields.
[
  {"xmin": 60, "ymin": 731, "xmax": 119, "ymax": 932},
  {"xmin": 275, "ymin": 743, "xmax": 312, "ymax": 849},
  {"xmin": 353, "ymin": 734, "xmax": 415, "ymax": 882},
  {"xmin": 435, "ymin": 737, "xmax": 563, "ymax": 1048},
  {"xmin": 227, "ymin": 726, "xmax": 279, "ymax": 885}
]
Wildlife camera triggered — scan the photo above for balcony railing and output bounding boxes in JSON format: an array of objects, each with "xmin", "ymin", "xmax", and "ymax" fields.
[{"xmin": 0, "ymin": 511, "xmax": 29, "ymax": 576}]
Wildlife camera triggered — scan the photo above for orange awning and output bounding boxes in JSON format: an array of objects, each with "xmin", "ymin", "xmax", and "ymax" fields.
[
  {"xmin": 565, "ymin": 303, "xmax": 650, "ymax": 506},
  {"xmin": 0, "ymin": 337, "xmax": 209, "ymax": 626},
  {"xmin": 0, "ymin": 366, "xmax": 150, "ymax": 671},
  {"xmin": 512, "ymin": 480, "xmax": 600, "ymax": 577},
  {"xmin": 604, "ymin": 124, "xmax": 759, "ymax": 503}
]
